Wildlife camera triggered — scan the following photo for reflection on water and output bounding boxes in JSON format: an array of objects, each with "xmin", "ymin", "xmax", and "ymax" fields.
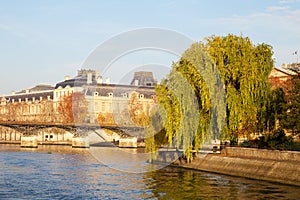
[
  {"xmin": 89, "ymin": 146, "xmax": 167, "ymax": 173},
  {"xmin": 0, "ymin": 144, "xmax": 299, "ymax": 199},
  {"xmin": 147, "ymin": 167, "xmax": 300, "ymax": 200}
]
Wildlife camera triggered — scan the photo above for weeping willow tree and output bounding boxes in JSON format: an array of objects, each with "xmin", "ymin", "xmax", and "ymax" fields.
[
  {"xmin": 205, "ymin": 35, "xmax": 274, "ymax": 141},
  {"xmin": 146, "ymin": 34, "xmax": 273, "ymax": 162},
  {"xmin": 146, "ymin": 42, "xmax": 226, "ymax": 162}
]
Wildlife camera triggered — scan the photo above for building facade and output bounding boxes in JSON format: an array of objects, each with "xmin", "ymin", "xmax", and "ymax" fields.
[
  {"xmin": 269, "ymin": 66, "xmax": 297, "ymax": 90},
  {"xmin": 282, "ymin": 62, "xmax": 300, "ymax": 73},
  {"xmin": 0, "ymin": 70, "xmax": 156, "ymax": 141}
]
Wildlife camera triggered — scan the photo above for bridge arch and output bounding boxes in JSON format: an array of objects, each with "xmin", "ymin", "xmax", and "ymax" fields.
[
  {"xmin": 0, "ymin": 125, "xmax": 22, "ymax": 141},
  {"xmin": 34, "ymin": 127, "xmax": 73, "ymax": 143}
]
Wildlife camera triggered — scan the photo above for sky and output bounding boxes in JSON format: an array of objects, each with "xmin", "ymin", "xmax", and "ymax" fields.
[{"xmin": 0, "ymin": 0, "xmax": 300, "ymax": 95}]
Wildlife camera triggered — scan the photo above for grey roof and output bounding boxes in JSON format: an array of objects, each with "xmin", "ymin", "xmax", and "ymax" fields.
[
  {"xmin": 286, "ymin": 63, "xmax": 300, "ymax": 73},
  {"xmin": 84, "ymin": 84, "xmax": 155, "ymax": 98},
  {"xmin": 4, "ymin": 91, "xmax": 53, "ymax": 103},
  {"xmin": 17, "ymin": 85, "xmax": 54, "ymax": 94},
  {"xmin": 55, "ymin": 73, "xmax": 99, "ymax": 89},
  {"xmin": 55, "ymin": 70, "xmax": 156, "ymax": 98},
  {"xmin": 130, "ymin": 71, "xmax": 157, "ymax": 86}
]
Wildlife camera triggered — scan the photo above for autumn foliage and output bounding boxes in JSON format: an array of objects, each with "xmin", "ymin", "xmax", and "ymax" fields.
[
  {"xmin": 96, "ymin": 92, "xmax": 152, "ymax": 127},
  {"xmin": 128, "ymin": 92, "xmax": 150, "ymax": 127},
  {"xmin": 97, "ymin": 112, "xmax": 116, "ymax": 125},
  {"xmin": 58, "ymin": 92, "xmax": 88, "ymax": 124},
  {"xmin": 269, "ymin": 76, "xmax": 292, "ymax": 94}
]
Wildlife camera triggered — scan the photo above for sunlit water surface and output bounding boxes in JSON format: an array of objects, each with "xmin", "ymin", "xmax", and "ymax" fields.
[{"xmin": 0, "ymin": 145, "xmax": 299, "ymax": 199}]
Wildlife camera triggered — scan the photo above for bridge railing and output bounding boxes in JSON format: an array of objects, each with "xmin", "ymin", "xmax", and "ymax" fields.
[{"xmin": 0, "ymin": 120, "xmax": 146, "ymax": 129}]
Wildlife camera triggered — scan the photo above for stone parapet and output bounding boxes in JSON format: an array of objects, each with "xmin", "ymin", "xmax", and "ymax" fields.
[
  {"xmin": 170, "ymin": 148, "xmax": 300, "ymax": 187},
  {"xmin": 222, "ymin": 147, "xmax": 300, "ymax": 162}
]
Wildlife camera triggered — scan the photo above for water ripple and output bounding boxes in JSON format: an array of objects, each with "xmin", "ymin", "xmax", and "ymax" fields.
[{"xmin": 0, "ymin": 145, "xmax": 299, "ymax": 199}]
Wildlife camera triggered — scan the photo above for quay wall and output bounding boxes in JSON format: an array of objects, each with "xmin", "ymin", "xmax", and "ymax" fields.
[
  {"xmin": 223, "ymin": 147, "xmax": 300, "ymax": 162},
  {"xmin": 156, "ymin": 147, "xmax": 300, "ymax": 187}
]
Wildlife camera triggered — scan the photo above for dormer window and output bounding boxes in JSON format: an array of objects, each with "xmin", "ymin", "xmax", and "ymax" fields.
[
  {"xmin": 108, "ymin": 92, "xmax": 113, "ymax": 97},
  {"xmin": 146, "ymin": 82, "xmax": 153, "ymax": 86},
  {"xmin": 94, "ymin": 92, "xmax": 99, "ymax": 96},
  {"xmin": 123, "ymin": 93, "xmax": 128, "ymax": 98},
  {"xmin": 139, "ymin": 94, "xmax": 144, "ymax": 99}
]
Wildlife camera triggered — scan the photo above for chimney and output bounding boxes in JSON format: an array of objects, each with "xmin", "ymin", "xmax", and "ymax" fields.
[
  {"xmin": 134, "ymin": 80, "xmax": 139, "ymax": 86},
  {"xmin": 64, "ymin": 75, "xmax": 70, "ymax": 81},
  {"xmin": 97, "ymin": 77, "xmax": 103, "ymax": 84},
  {"xmin": 26, "ymin": 89, "xmax": 29, "ymax": 94},
  {"xmin": 106, "ymin": 77, "xmax": 110, "ymax": 84},
  {"xmin": 87, "ymin": 72, "xmax": 93, "ymax": 84},
  {"xmin": 11, "ymin": 91, "xmax": 15, "ymax": 95},
  {"xmin": 95, "ymin": 70, "xmax": 100, "ymax": 78},
  {"xmin": 282, "ymin": 64, "xmax": 287, "ymax": 69}
]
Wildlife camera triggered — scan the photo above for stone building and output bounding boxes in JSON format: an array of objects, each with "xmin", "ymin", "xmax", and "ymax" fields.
[
  {"xmin": 269, "ymin": 66, "xmax": 296, "ymax": 82},
  {"xmin": 0, "ymin": 69, "xmax": 156, "ymax": 129},
  {"xmin": 0, "ymin": 85, "xmax": 54, "ymax": 122},
  {"xmin": 283, "ymin": 62, "xmax": 300, "ymax": 73},
  {"xmin": 0, "ymin": 69, "xmax": 156, "ymax": 143},
  {"xmin": 269, "ymin": 66, "xmax": 297, "ymax": 89},
  {"xmin": 54, "ymin": 69, "xmax": 156, "ymax": 124}
]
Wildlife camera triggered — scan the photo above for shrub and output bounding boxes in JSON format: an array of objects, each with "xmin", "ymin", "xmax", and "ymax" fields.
[{"xmin": 241, "ymin": 129, "xmax": 296, "ymax": 150}]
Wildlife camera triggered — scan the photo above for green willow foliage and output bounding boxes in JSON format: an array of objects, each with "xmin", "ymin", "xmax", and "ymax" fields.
[
  {"xmin": 145, "ymin": 34, "xmax": 274, "ymax": 162},
  {"xmin": 264, "ymin": 88, "xmax": 286, "ymax": 132},
  {"xmin": 146, "ymin": 42, "xmax": 225, "ymax": 162},
  {"xmin": 206, "ymin": 35, "xmax": 273, "ymax": 139}
]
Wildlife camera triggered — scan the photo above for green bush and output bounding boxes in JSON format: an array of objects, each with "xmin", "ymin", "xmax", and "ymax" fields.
[{"xmin": 240, "ymin": 129, "xmax": 297, "ymax": 151}]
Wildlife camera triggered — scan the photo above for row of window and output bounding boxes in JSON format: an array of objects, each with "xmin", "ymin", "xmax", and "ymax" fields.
[
  {"xmin": 55, "ymin": 90, "xmax": 72, "ymax": 98},
  {"xmin": 93, "ymin": 92, "xmax": 146, "ymax": 99},
  {"xmin": 3, "ymin": 96, "xmax": 51, "ymax": 104},
  {"xmin": 0, "ymin": 105, "xmax": 41, "ymax": 114}
]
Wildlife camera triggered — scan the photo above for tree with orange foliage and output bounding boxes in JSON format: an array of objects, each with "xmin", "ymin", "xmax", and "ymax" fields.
[
  {"xmin": 128, "ymin": 92, "xmax": 150, "ymax": 127},
  {"xmin": 97, "ymin": 112, "xmax": 116, "ymax": 125},
  {"xmin": 58, "ymin": 92, "xmax": 88, "ymax": 124},
  {"xmin": 269, "ymin": 76, "xmax": 292, "ymax": 94}
]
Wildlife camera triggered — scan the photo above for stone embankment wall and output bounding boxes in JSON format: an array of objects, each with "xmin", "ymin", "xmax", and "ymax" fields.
[
  {"xmin": 223, "ymin": 147, "xmax": 300, "ymax": 162},
  {"xmin": 168, "ymin": 147, "xmax": 300, "ymax": 186}
]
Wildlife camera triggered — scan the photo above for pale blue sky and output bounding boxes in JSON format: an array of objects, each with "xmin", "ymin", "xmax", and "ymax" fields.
[{"xmin": 0, "ymin": 0, "xmax": 300, "ymax": 94}]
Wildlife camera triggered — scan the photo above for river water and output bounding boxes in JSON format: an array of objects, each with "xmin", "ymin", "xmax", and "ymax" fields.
[{"xmin": 0, "ymin": 144, "xmax": 299, "ymax": 200}]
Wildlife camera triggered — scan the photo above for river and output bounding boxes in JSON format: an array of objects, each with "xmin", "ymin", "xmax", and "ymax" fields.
[{"xmin": 0, "ymin": 144, "xmax": 299, "ymax": 199}]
